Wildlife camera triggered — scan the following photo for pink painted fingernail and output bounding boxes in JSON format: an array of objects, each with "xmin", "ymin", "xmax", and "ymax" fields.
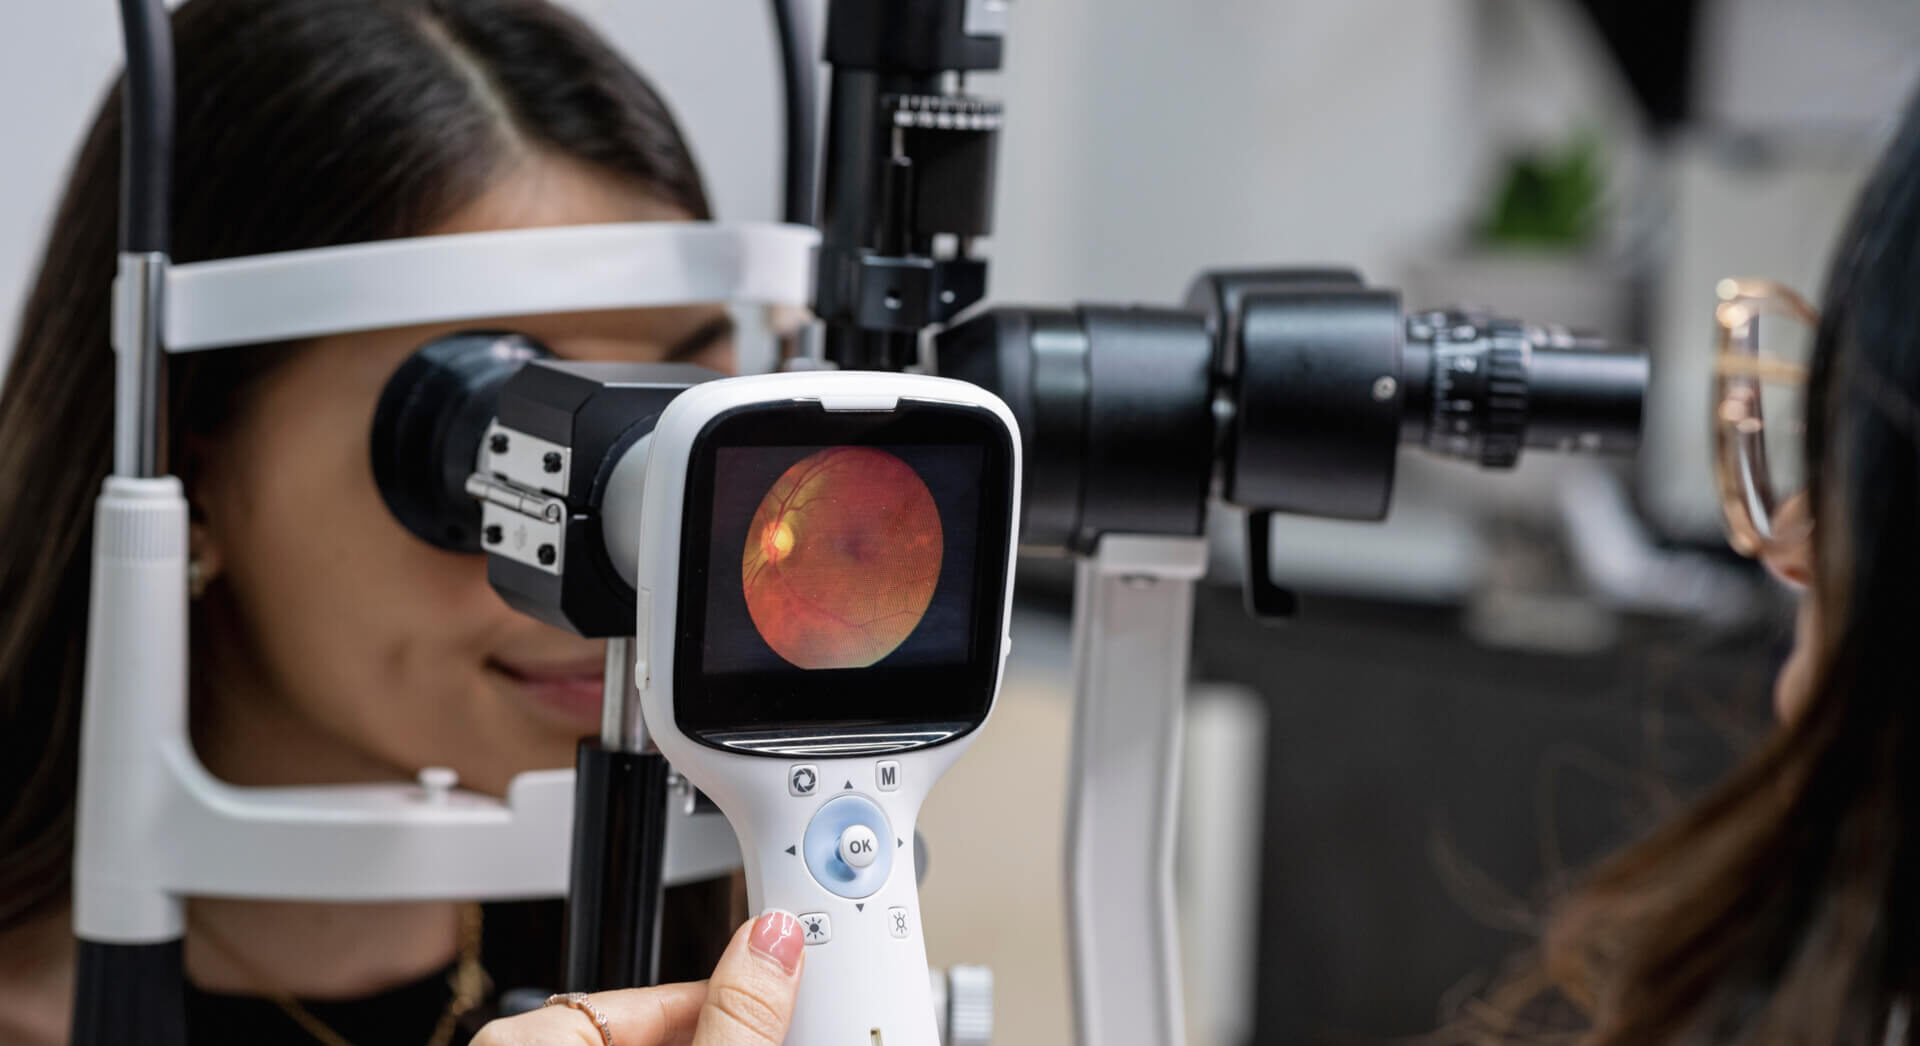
[{"xmin": 750, "ymin": 909, "xmax": 804, "ymax": 974}]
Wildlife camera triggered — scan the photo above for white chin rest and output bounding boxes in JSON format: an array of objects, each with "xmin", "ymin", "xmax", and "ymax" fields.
[{"xmin": 116, "ymin": 221, "xmax": 820, "ymax": 353}]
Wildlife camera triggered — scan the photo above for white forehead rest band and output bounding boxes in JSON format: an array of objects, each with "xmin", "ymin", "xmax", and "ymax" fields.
[{"xmin": 114, "ymin": 221, "xmax": 820, "ymax": 354}]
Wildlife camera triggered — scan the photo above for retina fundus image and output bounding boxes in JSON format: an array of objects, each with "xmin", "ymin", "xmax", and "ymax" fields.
[{"xmin": 741, "ymin": 448, "xmax": 943, "ymax": 669}]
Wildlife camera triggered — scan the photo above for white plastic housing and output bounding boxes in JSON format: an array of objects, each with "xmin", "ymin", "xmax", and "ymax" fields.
[
  {"xmin": 633, "ymin": 372, "xmax": 1022, "ymax": 1046},
  {"xmin": 72, "ymin": 476, "xmax": 740, "ymax": 943}
]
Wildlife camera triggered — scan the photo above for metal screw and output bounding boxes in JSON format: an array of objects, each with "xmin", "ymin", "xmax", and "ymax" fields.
[
  {"xmin": 543, "ymin": 451, "xmax": 563, "ymax": 473},
  {"xmin": 884, "ymin": 293, "xmax": 903, "ymax": 311},
  {"xmin": 1371, "ymin": 376, "xmax": 1398, "ymax": 402},
  {"xmin": 940, "ymin": 289, "xmax": 957, "ymax": 305},
  {"xmin": 484, "ymin": 524, "xmax": 504, "ymax": 545},
  {"xmin": 489, "ymin": 433, "xmax": 509, "ymax": 454},
  {"xmin": 537, "ymin": 544, "xmax": 557, "ymax": 566}
]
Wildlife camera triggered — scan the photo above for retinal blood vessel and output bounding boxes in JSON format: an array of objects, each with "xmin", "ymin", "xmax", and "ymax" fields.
[{"xmin": 741, "ymin": 447, "xmax": 943, "ymax": 669}]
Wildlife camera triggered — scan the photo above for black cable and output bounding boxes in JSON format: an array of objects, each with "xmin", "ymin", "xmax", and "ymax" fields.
[
  {"xmin": 118, "ymin": 0, "xmax": 173, "ymax": 254},
  {"xmin": 770, "ymin": 0, "xmax": 817, "ymax": 226}
]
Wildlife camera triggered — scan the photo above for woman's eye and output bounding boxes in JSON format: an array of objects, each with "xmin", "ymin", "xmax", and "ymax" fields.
[{"xmin": 664, "ymin": 316, "xmax": 737, "ymax": 363}]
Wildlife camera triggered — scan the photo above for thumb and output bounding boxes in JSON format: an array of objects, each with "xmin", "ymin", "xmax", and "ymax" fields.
[{"xmin": 693, "ymin": 910, "xmax": 807, "ymax": 1046}]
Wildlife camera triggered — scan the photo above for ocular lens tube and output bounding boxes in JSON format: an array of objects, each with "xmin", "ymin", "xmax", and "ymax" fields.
[
  {"xmin": 371, "ymin": 332, "xmax": 550, "ymax": 552},
  {"xmin": 1522, "ymin": 329, "xmax": 1648, "ymax": 455},
  {"xmin": 1400, "ymin": 310, "xmax": 1646, "ymax": 467}
]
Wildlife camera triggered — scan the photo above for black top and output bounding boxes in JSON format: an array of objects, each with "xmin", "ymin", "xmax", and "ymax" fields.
[
  {"xmin": 186, "ymin": 958, "xmax": 475, "ymax": 1046},
  {"xmin": 180, "ymin": 883, "xmax": 735, "ymax": 1046},
  {"xmin": 183, "ymin": 901, "xmax": 565, "ymax": 1046}
]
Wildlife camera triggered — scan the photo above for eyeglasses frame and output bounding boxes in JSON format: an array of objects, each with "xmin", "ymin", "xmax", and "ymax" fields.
[{"xmin": 1712, "ymin": 277, "xmax": 1817, "ymax": 557}]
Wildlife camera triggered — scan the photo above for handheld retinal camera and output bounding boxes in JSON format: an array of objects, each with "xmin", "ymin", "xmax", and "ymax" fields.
[{"xmin": 633, "ymin": 371, "xmax": 1021, "ymax": 1046}]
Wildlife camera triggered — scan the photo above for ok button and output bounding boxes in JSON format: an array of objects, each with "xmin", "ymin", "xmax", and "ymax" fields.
[{"xmin": 838, "ymin": 824, "xmax": 880, "ymax": 868}]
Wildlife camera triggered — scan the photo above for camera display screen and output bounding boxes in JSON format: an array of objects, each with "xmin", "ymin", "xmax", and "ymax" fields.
[{"xmin": 672, "ymin": 400, "xmax": 1016, "ymax": 748}]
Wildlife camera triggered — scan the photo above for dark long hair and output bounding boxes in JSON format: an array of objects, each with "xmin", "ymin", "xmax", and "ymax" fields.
[
  {"xmin": 1535, "ymin": 91, "xmax": 1920, "ymax": 1043},
  {"xmin": 0, "ymin": 0, "xmax": 710, "ymax": 934}
]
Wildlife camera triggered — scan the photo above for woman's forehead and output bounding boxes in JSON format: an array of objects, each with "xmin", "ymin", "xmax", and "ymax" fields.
[
  {"xmin": 401, "ymin": 154, "xmax": 730, "ymax": 352},
  {"xmin": 434, "ymin": 151, "xmax": 693, "ymax": 235}
]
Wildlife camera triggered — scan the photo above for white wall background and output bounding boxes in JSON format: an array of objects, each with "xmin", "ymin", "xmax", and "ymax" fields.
[
  {"xmin": 0, "ymin": 0, "xmax": 1549, "ymax": 372},
  {"xmin": 0, "ymin": 3, "xmax": 132, "ymax": 356},
  {"xmin": 6, "ymin": 1, "xmax": 1919, "ymax": 410}
]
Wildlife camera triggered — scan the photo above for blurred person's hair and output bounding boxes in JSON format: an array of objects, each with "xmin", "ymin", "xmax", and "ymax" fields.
[
  {"xmin": 0, "ymin": 0, "xmax": 714, "ymax": 960},
  {"xmin": 1454, "ymin": 86, "xmax": 1920, "ymax": 1046}
]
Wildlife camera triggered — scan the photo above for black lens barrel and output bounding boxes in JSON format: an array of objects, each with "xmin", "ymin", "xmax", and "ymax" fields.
[
  {"xmin": 371, "ymin": 332, "xmax": 551, "ymax": 552},
  {"xmin": 939, "ymin": 277, "xmax": 1648, "ymax": 554},
  {"xmin": 1225, "ymin": 286, "xmax": 1405, "ymax": 521},
  {"xmin": 1521, "ymin": 333, "xmax": 1648, "ymax": 455},
  {"xmin": 939, "ymin": 306, "xmax": 1214, "ymax": 554}
]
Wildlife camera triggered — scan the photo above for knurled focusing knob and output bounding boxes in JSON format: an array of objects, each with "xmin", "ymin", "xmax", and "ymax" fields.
[
  {"xmin": 943, "ymin": 965, "xmax": 994, "ymax": 1046},
  {"xmin": 1407, "ymin": 311, "xmax": 1532, "ymax": 470},
  {"xmin": 1479, "ymin": 320, "xmax": 1530, "ymax": 469}
]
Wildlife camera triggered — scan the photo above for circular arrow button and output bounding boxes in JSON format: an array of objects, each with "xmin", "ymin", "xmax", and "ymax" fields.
[{"xmin": 802, "ymin": 794, "xmax": 895, "ymax": 898}]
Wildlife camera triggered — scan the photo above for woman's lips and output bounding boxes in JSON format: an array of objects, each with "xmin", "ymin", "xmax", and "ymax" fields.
[{"xmin": 489, "ymin": 656, "xmax": 605, "ymax": 728}]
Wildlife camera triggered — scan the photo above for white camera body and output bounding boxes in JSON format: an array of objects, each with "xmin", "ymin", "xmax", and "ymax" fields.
[{"xmin": 634, "ymin": 371, "xmax": 1021, "ymax": 1046}]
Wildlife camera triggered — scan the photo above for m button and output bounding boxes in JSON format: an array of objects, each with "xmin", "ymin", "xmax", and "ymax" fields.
[{"xmin": 875, "ymin": 760, "xmax": 901, "ymax": 792}]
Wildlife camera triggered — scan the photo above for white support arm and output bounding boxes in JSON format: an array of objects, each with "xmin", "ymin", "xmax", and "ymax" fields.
[
  {"xmin": 74, "ymin": 477, "xmax": 739, "ymax": 944},
  {"xmin": 1067, "ymin": 534, "xmax": 1208, "ymax": 1046}
]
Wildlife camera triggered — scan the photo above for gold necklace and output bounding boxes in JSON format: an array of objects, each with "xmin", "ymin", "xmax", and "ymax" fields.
[{"xmin": 191, "ymin": 903, "xmax": 491, "ymax": 1046}]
